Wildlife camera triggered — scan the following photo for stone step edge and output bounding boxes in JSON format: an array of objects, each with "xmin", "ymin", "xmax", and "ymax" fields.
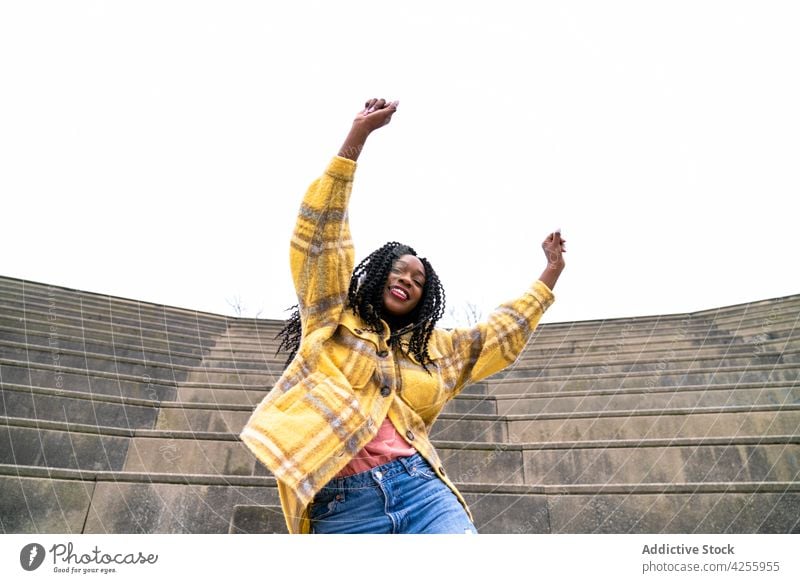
[
  {"xmin": 464, "ymin": 381, "xmax": 800, "ymax": 402},
  {"xmin": 530, "ymin": 314, "xmax": 800, "ymax": 336},
  {"xmin": 5, "ymin": 275, "xmax": 797, "ymax": 333},
  {"xmin": 6, "ymin": 393, "xmax": 800, "ymax": 430},
  {"xmin": 7, "ymin": 308, "xmax": 795, "ymax": 353},
  {"xmin": 3, "ymin": 415, "xmax": 798, "ymax": 451},
  {"xmin": 484, "ymin": 362, "xmax": 800, "ymax": 386},
  {"xmin": 7, "ymin": 274, "xmax": 798, "ymax": 327},
  {"xmin": 6, "ymin": 379, "xmax": 797, "ymax": 414},
  {"xmin": 8, "ymin": 329, "xmax": 799, "ymax": 377},
  {"xmin": 436, "ymin": 403, "xmax": 800, "ymax": 422},
  {"xmin": 0, "ymin": 286, "xmax": 277, "ymax": 332},
  {"xmin": 10, "ymin": 294, "xmax": 796, "ymax": 339},
  {"xmin": 1, "ymin": 463, "xmax": 797, "ymax": 496},
  {"xmin": 0, "ymin": 358, "xmax": 281, "ymax": 387},
  {"xmin": 0, "ymin": 339, "xmax": 287, "ymax": 377},
  {"xmin": 0, "ymin": 276, "xmax": 232, "ymax": 323},
  {"xmin": 9, "ymin": 299, "xmax": 800, "ymax": 348},
  {"xmin": 0, "ymin": 324, "xmax": 283, "ymax": 366},
  {"xmin": 5, "ymin": 356, "xmax": 797, "ymax": 390},
  {"xmin": 540, "ymin": 304, "xmax": 800, "ymax": 328},
  {"xmin": 510, "ymin": 343, "xmax": 800, "ymax": 369},
  {"xmin": 197, "ymin": 325, "xmax": 800, "ymax": 355},
  {"xmin": 183, "ymin": 332, "xmax": 800, "ymax": 358},
  {"xmin": 0, "ymin": 300, "xmax": 230, "ymax": 340},
  {"xmin": 4, "ymin": 382, "xmax": 799, "ymax": 423},
  {"xmin": 0, "ymin": 320, "xmax": 221, "ymax": 355},
  {"xmin": 6, "ymin": 337, "xmax": 798, "ymax": 380}
]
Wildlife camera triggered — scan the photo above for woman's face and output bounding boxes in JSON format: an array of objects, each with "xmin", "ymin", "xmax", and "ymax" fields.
[{"xmin": 382, "ymin": 254, "xmax": 426, "ymax": 317}]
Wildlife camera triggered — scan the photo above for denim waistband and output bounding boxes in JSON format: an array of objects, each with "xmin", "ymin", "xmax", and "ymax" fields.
[{"xmin": 322, "ymin": 452, "xmax": 430, "ymax": 490}]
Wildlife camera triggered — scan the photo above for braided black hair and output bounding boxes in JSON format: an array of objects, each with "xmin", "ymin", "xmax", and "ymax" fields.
[{"xmin": 276, "ymin": 242, "xmax": 446, "ymax": 372}]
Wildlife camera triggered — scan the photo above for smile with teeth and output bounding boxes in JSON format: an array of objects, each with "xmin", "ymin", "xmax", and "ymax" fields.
[{"xmin": 389, "ymin": 286, "xmax": 409, "ymax": 301}]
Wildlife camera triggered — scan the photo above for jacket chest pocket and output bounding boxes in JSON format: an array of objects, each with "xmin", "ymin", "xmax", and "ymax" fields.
[
  {"xmin": 397, "ymin": 358, "xmax": 445, "ymax": 423},
  {"xmin": 324, "ymin": 328, "xmax": 378, "ymax": 390}
]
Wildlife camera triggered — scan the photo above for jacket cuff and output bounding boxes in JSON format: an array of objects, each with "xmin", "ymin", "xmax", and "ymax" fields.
[
  {"xmin": 530, "ymin": 279, "xmax": 556, "ymax": 311},
  {"xmin": 327, "ymin": 156, "xmax": 357, "ymax": 180}
]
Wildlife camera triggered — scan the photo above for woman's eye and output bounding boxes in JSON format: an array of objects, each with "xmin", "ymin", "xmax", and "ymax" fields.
[{"xmin": 414, "ymin": 280, "xmax": 424, "ymax": 287}]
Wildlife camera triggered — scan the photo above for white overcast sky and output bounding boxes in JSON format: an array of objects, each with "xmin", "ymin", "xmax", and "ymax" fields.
[{"xmin": 2, "ymin": 1, "xmax": 798, "ymax": 327}]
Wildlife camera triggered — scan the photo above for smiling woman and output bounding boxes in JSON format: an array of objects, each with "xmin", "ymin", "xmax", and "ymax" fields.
[{"xmin": 239, "ymin": 97, "xmax": 567, "ymax": 534}]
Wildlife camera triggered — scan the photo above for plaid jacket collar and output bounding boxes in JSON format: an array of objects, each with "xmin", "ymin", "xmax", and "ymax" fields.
[{"xmin": 338, "ymin": 308, "xmax": 443, "ymax": 363}]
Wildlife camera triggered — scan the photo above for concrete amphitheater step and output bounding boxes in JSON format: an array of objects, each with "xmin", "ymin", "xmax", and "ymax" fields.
[
  {"xmin": 544, "ymin": 487, "xmax": 800, "ymax": 534},
  {"xmin": 0, "ymin": 465, "xmax": 279, "ymax": 534},
  {"xmin": 3, "ymin": 416, "xmax": 798, "ymax": 486},
  {"xmin": 5, "ymin": 380, "xmax": 796, "ymax": 436},
  {"xmin": 706, "ymin": 300, "xmax": 800, "ymax": 324},
  {"xmin": 526, "ymin": 311, "xmax": 798, "ymax": 343},
  {"xmin": 8, "ymin": 335, "xmax": 793, "ymax": 384},
  {"xmin": 485, "ymin": 363, "xmax": 799, "ymax": 394},
  {"xmin": 2, "ymin": 327, "xmax": 794, "ymax": 390},
  {"xmin": 150, "ymin": 401, "xmax": 800, "ymax": 444},
  {"xmin": 0, "ymin": 325, "xmax": 288, "ymax": 373},
  {"xmin": 0, "ymin": 321, "xmax": 217, "ymax": 359},
  {"xmin": 192, "ymin": 332, "xmax": 800, "ymax": 369},
  {"xmin": 0, "ymin": 342, "xmax": 195, "ymax": 383},
  {"xmin": 2, "ymin": 464, "xmax": 796, "ymax": 533},
  {"xmin": 495, "ymin": 350, "xmax": 799, "ymax": 381},
  {"xmin": 0, "ymin": 383, "xmax": 161, "ymax": 430},
  {"xmin": 0, "ymin": 308, "xmax": 222, "ymax": 348},
  {"xmin": 4, "ymin": 276, "xmax": 795, "ymax": 345},
  {"xmin": 0, "ymin": 360, "xmax": 179, "ymax": 401},
  {"xmin": 4, "ymin": 358, "xmax": 794, "ymax": 421},
  {"xmin": 437, "ymin": 436, "xmax": 800, "ymax": 485},
  {"xmin": 515, "ymin": 331, "xmax": 799, "ymax": 361},
  {"xmin": 189, "ymin": 314, "xmax": 800, "ymax": 360},
  {"xmin": 448, "ymin": 381, "xmax": 800, "ymax": 415},
  {"xmin": 0, "ymin": 340, "xmax": 283, "ymax": 384},
  {"xmin": 210, "ymin": 309, "xmax": 786, "ymax": 344},
  {"xmin": 0, "ymin": 381, "xmax": 491, "ymax": 432},
  {"xmin": 534, "ymin": 296, "xmax": 800, "ymax": 333},
  {"xmin": 521, "ymin": 329, "xmax": 798, "ymax": 362},
  {"xmin": 502, "ymin": 405, "xmax": 800, "ymax": 442},
  {"xmin": 491, "ymin": 383, "xmax": 800, "ymax": 415},
  {"xmin": 0, "ymin": 288, "xmax": 228, "ymax": 334},
  {"xmin": 0, "ymin": 331, "xmax": 209, "ymax": 368},
  {"xmin": 0, "ymin": 278, "xmax": 229, "ymax": 331},
  {"xmin": 0, "ymin": 354, "xmax": 282, "ymax": 398}
]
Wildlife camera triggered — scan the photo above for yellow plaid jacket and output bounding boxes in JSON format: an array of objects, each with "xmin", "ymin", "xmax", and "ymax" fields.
[{"xmin": 240, "ymin": 156, "xmax": 555, "ymax": 533}]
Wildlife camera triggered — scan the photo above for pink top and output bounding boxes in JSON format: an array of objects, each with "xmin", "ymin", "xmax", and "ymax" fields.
[{"xmin": 335, "ymin": 417, "xmax": 417, "ymax": 477}]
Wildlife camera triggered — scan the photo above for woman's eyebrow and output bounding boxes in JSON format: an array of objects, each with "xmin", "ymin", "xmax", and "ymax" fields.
[{"xmin": 394, "ymin": 260, "xmax": 426, "ymax": 280}]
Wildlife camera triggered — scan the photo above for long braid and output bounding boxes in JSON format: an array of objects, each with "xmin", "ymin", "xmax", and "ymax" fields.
[
  {"xmin": 276, "ymin": 242, "xmax": 446, "ymax": 372},
  {"xmin": 275, "ymin": 305, "xmax": 302, "ymax": 367}
]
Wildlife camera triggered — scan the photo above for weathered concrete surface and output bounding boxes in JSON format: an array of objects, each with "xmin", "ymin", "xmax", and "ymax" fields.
[{"xmin": 0, "ymin": 475, "xmax": 94, "ymax": 533}]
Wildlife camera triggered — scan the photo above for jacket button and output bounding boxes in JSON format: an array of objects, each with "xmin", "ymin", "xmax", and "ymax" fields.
[
  {"xmin": 380, "ymin": 386, "xmax": 391, "ymax": 397},
  {"xmin": 439, "ymin": 466, "xmax": 446, "ymax": 475},
  {"xmin": 405, "ymin": 430, "xmax": 415, "ymax": 441},
  {"xmin": 377, "ymin": 350, "xmax": 389, "ymax": 358}
]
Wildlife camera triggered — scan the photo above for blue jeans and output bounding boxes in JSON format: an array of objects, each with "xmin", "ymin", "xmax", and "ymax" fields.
[{"xmin": 309, "ymin": 453, "xmax": 478, "ymax": 534}]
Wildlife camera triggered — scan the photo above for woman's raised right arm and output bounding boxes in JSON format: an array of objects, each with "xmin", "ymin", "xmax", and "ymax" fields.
[{"xmin": 289, "ymin": 98, "xmax": 399, "ymax": 336}]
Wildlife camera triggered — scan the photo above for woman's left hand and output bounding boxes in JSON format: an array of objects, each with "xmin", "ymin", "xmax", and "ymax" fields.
[{"xmin": 542, "ymin": 230, "xmax": 566, "ymax": 272}]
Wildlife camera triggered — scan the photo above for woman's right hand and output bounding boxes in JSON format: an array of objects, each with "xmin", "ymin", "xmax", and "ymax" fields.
[
  {"xmin": 352, "ymin": 98, "xmax": 399, "ymax": 133},
  {"xmin": 339, "ymin": 97, "xmax": 399, "ymax": 161}
]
